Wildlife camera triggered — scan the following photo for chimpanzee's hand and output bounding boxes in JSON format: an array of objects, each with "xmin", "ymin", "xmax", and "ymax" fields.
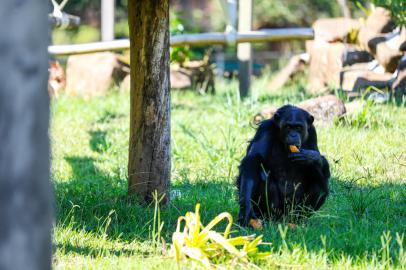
[
  {"xmin": 238, "ymin": 206, "xmax": 258, "ymax": 227},
  {"xmin": 288, "ymin": 149, "xmax": 322, "ymax": 166}
]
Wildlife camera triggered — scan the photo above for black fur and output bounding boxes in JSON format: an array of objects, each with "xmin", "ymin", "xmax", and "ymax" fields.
[{"xmin": 237, "ymin": 105, "xmax": 330, "ymax": 226}]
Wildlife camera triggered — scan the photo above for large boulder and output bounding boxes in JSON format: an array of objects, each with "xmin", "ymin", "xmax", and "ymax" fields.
[
  {"xmin": 306, "ymin": 41, "xmax": 347, "ymax": 93},
  {"xmin": 358, "ymin": 7, "xmax": 395, "ymax": 52},
  {"xmin": 296, "ymin": 95, "xmax": 346, "ymax": 124},
  {"xmin": 313, "ymin": 18, "xmax": 361, "ymax": 43},
  {"xmin": 364, "ymin": 7, "xmax": 395, "ymax": 33},
  {"xmin": 170, "ymin": 69, "xmax": 192, "ymax": 89},
  {"xmin": 340, "ymin": 63, "xmax": 393, "ymax": 91},
  {"xmin": 66, "ymin": 52, "xmax": 126, "ymax": 97},
  {"xmin": 120, "ymin": 69, "xmax": 193, "ymax": 92},
  {"xmin": 392, "ymin": 56, "xmax": 406, "ymax": 104},
  {"xmin": 342, "ymin": 49, "xmax": 374, "ymax": 66},
  {"xmin": 269, "ymin": 54, "xmax": 307, "ymax": 91},
  {"xmin": 48, "ymin": 61, "xmax": 65, "ymax": 97},
  {"xmin": 358, "ymin": 7, "xmax": 396, "ymax": 59},
  {"xmin": 255, "ymin": 95, "xmax": 346, "ymax": 125},
  {"xmin": 374, "ymin": 29, "xmax": 406, "ymax": 73},
  {"xmin": 120, "ymin": 74, "xmax": 131, "ymax": 92}
]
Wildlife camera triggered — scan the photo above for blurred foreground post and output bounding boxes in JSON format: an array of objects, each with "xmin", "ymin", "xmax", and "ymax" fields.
[
  {"xmin": 0, "ymin": 1, "xmax": 53, "ymax": 270},
  {"xmin": 127, "ymin": 1, "xmax": 171, "ymax": 203},
  {"xmin": 238, "ymin": 0, "xmax": 253, "ymax": 98}
]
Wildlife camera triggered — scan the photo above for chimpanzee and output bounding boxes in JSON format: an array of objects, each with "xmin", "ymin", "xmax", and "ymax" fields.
[{"xmin": 237, "ymin": 105, "xmax": 330, "ymax": 227}]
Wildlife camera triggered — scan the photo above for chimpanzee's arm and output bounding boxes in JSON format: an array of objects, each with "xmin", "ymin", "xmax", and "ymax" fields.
[
  {"xmin": 288, "ymin": 125, "xmax": 324, "ymax": 168},
  {"xmin": 305, "ymin": 155, "xmax": 330, "ymax": 211},
  {"xmin": 238, "ymin": 121, "xmax": 274, "ymax": 226}
]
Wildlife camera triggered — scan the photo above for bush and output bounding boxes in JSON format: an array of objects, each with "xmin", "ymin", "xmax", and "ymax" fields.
[{"xmin": 370, "ymin": 0, "xmax": 406, "ymax": 27}]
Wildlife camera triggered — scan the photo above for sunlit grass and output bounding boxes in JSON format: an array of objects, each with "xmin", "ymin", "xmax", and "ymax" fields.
[{"xmin": 51, "ymin": 77, "xmax": 406, "ymax": 269}]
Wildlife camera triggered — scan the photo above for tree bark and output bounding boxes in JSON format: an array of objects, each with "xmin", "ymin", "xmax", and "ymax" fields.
[
  {"xmin": 0, "ymin": 1, "xmax": 53, "ymax": 270},
  {"xmin": 127, "ymin": 1, "xmax": 171, "ymax": 203}
]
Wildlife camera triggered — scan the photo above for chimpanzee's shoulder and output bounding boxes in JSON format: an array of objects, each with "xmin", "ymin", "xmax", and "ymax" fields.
[{"xmin": 256, "ymin": 119, "xmax": 277, "ymax": 133}]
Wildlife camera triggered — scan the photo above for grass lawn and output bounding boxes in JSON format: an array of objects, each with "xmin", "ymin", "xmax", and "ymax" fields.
[{"xmin": 51, "ymin": 78, "xmax": 406, "ymax": 269}]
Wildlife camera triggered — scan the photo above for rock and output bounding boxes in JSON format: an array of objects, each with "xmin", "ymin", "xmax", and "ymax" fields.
[
  {"xmin": 255, "ymin": 95, "xmax": 346, "ymax": 124},
  {"xmin": 48, "ymin": 61, "xmax": 65, "ymax": 97},
  {"xmin": 339, "ymin": 64, "xmax": 393, "ymax": 91},
  {"xmin": 254, "ymin": 106, "xmax": 277, "ymax": 123},
  {"xmin": 182, "ymin": 60, "xmax": 215, "ymax": 94},
  {"xmin": 342, "ymin": 50, "xmax": 374, "ymax": 66},
  {"xmin": 392, "ymin": 56, "xmax": 406, "ymax": 104},
  {"xmin": 119, "ymin": 66, "xmax": 206, "ymax": 92},
  {"xmin": 65, "ymin": 52, "xmax": 126, "ymax": 97},
  {"xmin": 170, "ymin": 69, "xmax": 192, "ymax": 89},
  {"xmin": 400, "ymin": 41, "xmax": 406, "ymax": 52},
  {"xmin": 352, "ymin": 72, "xmax": 393, "ymax": 91},
  {"xmin": 358, "ymin": 7, "xmax": 395, "ymax": 53},
  {"xmin": 374, "ymin": 29, "xmax": 406, "ymax": 73},
  {"xmin": 374, "ymin": 43, "xmax": 401, "ymax": 73},
  {"xmin": 344, "ymin": 100, "xmax": 365, "ymax": 115},
  {"xmin": 313, "ymin": 17, "xmax": 361, "ymax": 43},
  {"xmin": 120, "ymin": 74, "xmax": 131, "ymax": 92},
  {"xmin": 269, "ymin": 54, "xmax": 307, "ymax": 91},
  {"xmin": 297, "ymin": 95, "xmax": 346, "ymax": 124},
  {"xmin": 365, "ymin": 7, "xmax": 395, "ymax": 33},
  {"xmin": 306, "ymin": 41, "xmax": 347, "ymax": 93}
]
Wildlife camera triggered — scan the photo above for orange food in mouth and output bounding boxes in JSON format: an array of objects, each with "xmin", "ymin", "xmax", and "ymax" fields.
[
  {"xmin": 289, "ymin": 145, "xmax": 300, "ymax": 153},
  {"xmin": 249, "ymin": 219, "xmax": 263, "ymax": 230}
]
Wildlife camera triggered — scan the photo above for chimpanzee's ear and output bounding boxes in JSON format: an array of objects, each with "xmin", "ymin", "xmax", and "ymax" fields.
[
  {"xmin": 307, "ymin": 114, "xmax": 314, "ymax": 125},
  {"xmin": 273, "ymin": 112, "xmax": 280, "ymax": 123}
]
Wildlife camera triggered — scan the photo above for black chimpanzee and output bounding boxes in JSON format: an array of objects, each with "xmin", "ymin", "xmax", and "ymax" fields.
[{"xmin": 237, "ymin": 105, "xmax": 330, "ymax": 227}]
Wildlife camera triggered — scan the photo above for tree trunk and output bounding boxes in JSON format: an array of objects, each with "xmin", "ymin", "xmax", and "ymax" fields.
[
  {"xmin": 127, "ymin": 1, "xmax": 171, "ymax": 203},
  {"xmin": 0, "ymin": 1, "xmax": 53, "ymax": 270}
]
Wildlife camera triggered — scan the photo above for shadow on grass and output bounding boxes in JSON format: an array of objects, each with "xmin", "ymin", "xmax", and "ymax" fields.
[
  {"xmin": 55, "ymin": 155, "xmax": 406, "ymax": 260},
  {"xmin": 89, "ymin": 131, "xmax": 109, "ymax": 153},
  {"xmin": 56, "ymin": 242, "xmax": 137, "ymax": 258},
  {"xmin": 56, "ymin": 155, "xmax": 238, "ymax": 257},
  {"xmin": 96, "ymin": 111, "xmax": 126, "ymax": 124}
]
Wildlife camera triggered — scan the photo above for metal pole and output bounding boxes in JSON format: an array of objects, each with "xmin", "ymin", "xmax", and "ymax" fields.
[
  {"xmin": 237, "ymin": 0, "xmax": 253, "ymax": 98},
  {"xmin": 101, "ymin": 0, "xmax": 115, "ymax": 41},
  {"xmin": 48, "ymin": 29, "xmax": 314, "ymax": 56},
  {"xmin": 49, "ymin": 13, "xmax": 80, "ymax": 29}
]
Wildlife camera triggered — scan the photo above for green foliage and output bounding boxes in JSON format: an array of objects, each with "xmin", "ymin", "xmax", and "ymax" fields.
[
  {"xmin": 170, "ymin": 12, "xmax": 193, "ymax": 63},
  {"xmin": 370, "ymin": 0, "xmax": 406, "ymax": 26},
  {"xmin": 51, "ymin": 78, "xmax": 406, "ymax": 269},
  {"xmin": 114, "ymin": 20, "xmax": 129, "ymax": 39},
  {"xmin": 52, "ymin": 25, "xmax": 100, "ymax": 45},
  {"xmin": 253, "ymin": 0, "xmax": 341, "ymax": 27},
  {"xmin": 334, "ymin": 99, "xmax": 393, "ymax": 129}
]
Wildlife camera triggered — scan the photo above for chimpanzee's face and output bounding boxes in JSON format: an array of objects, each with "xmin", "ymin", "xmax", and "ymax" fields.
[{"xmin": 273, "ymin": 107, "xmax": 313, "ymax": 151}]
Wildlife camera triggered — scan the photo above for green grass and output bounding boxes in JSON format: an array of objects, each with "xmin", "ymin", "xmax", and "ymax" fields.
[{"xmin": 51, "ymin": 78, "xmax": 406, "ymax": 269}]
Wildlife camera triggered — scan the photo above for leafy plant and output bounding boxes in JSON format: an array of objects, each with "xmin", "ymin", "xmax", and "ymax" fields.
[
  {"xmin": 171, "ymin": 204, "xmax": 271, "ymax": 269},
  {"xmin": 170, "ymin": 12, "xmax": 192, "ymax": 64},
  {"xmin": 150, "ymin": 190, "xmax": 165, "ymax": 249},
  {"xmin": 334, "ymin": 90, "xmax": 393, "ymax": 129}
]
